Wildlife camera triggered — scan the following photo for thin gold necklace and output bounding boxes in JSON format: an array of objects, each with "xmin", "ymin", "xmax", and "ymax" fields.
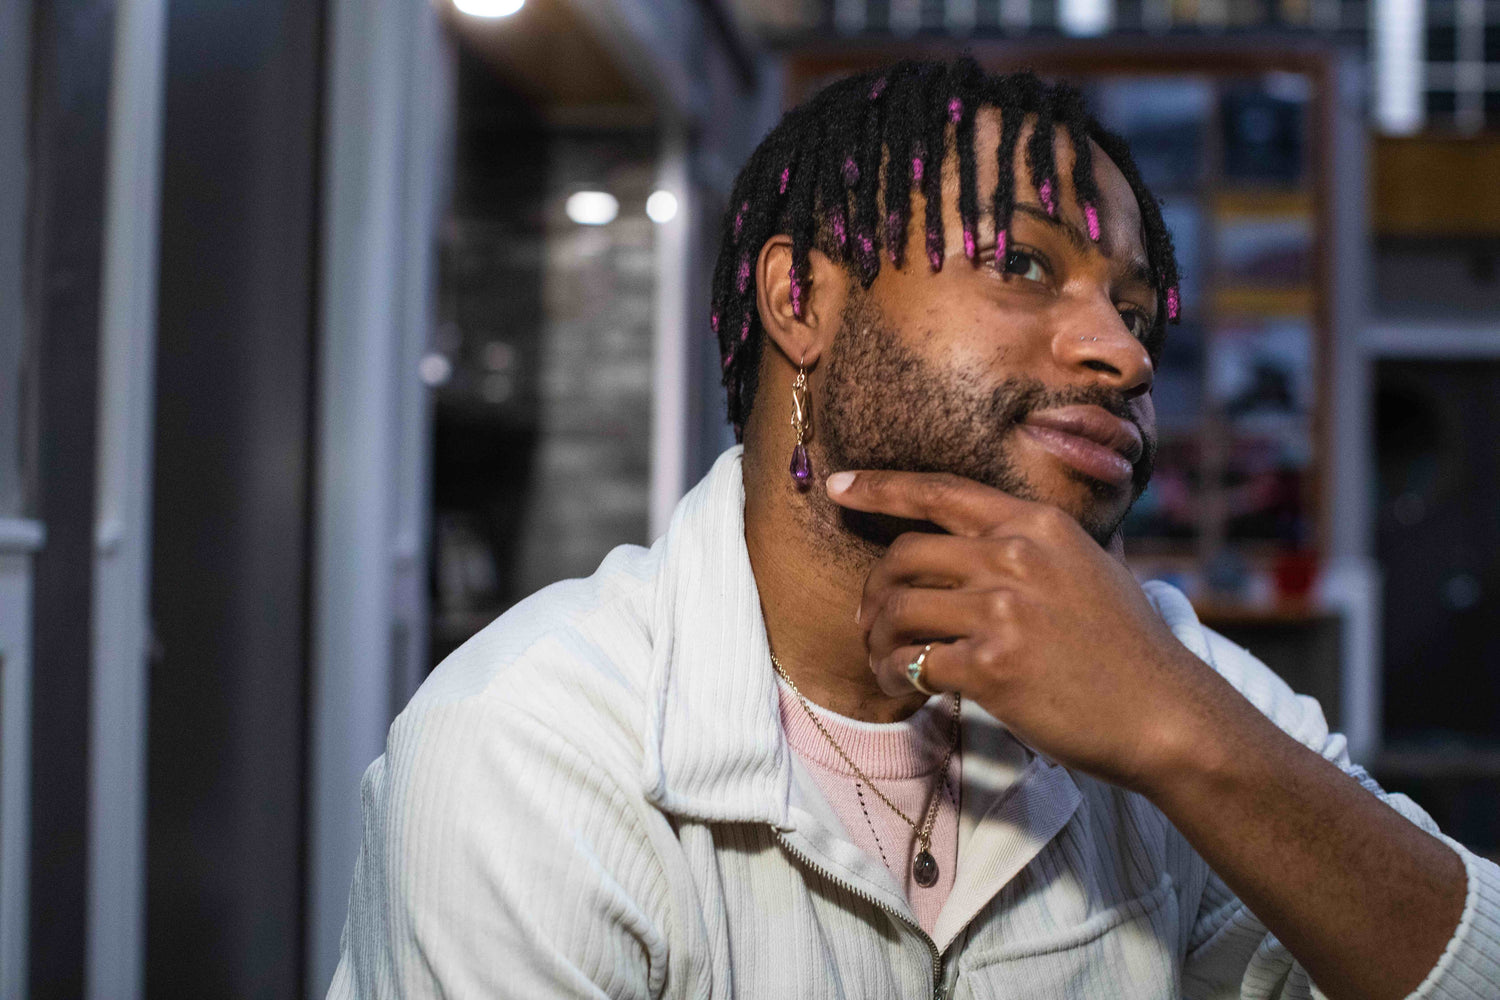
[{"xmin": 770, "ymin": 651, "xmax": 961, "ymax": 888}]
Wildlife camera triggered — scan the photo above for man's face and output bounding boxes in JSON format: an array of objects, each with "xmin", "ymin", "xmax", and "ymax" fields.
[{"xmin": 816, "ymin": 110, "xmax": 1161, "ymax": 546}]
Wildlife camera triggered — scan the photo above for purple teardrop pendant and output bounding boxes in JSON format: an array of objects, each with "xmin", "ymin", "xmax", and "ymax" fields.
[
  {"xmin": 913, "ymin": 849, "xmax": 939, "ymax": 888},
  {"xmin": 789, "ymin": 443, "xmax": 812, "ymax": 488}
]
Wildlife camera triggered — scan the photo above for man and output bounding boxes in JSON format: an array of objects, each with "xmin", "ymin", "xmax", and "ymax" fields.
[{"xmin": 330, "ymin": 60, "xmax": 1500, "ymax": 999}]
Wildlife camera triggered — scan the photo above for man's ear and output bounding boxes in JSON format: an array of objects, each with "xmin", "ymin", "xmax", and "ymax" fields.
[{"xmin": 756, "ymin": 234, "xmax": 846, "ymax": 368}]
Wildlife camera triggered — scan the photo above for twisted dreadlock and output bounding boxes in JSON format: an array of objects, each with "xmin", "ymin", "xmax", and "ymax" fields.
[{"xmin": 710, "ymin": 57, "xmax": 1181, "ymax": 441}]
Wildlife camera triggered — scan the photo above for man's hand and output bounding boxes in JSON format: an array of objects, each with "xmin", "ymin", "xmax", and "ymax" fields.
[
  {"xmin": 827, "ymin": 468, "xmax": 1225, "ymax": 795},
  {"xmin": 827, "ymin": 467, "xmax": 1468, "ymax": 1000}
]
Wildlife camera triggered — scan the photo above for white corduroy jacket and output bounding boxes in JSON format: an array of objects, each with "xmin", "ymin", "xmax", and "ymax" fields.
[{"xmin": 330, "ymin": 447, "xmax": 1500, "ymax": 1000}]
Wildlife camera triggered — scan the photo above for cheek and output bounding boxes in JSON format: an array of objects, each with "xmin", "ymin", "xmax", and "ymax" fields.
[
  {"xmin": 872, "ymin": 270, "xmax": 1053, "ymax": 369},
  {"xmin": 932, "ymin": 302, "xmax": 1052, "ymax": 373}
]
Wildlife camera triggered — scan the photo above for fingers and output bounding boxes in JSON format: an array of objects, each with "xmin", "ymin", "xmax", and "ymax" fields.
[
  {"xmin": 860, "ymin": 532, "xmax": 1045, "ymax": 626},
  {"xmin": 826, "ymin": 469, "xmax": 1040, "ymax": 538},
  {"xmin": 870, "ymin": 637, "xmax": 985, "ymax": 699},
  {"xmin": 862, "ymin": 532, "xmax": 976, "ymax": 595},
  {"xmin": 865, "ymin": 586, "xmax": 997, "ymax": 654},
  {"xmin": 864, "ymin": 588, "xmax": 1028, "ymax": 706}
]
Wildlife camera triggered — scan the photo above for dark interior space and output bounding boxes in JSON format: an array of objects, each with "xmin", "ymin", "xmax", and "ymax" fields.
[
  {"xmin": 1376, "ymin": 360, "xmax": 1500, "ymax": 744},
  {"xmin": 1374, "ymin": 359, "xmax": 1500, "ymax": 857},
  {"xmin": 429, "ymin": 42, "xmax": 548, "ymax": 667}
]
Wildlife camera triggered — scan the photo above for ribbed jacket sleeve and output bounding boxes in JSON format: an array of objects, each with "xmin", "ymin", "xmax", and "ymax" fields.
[
  {"xmin": 1180, "ymin": 624, "xmax": 1500, "ymax": 1000},
  {"xmin": 327, "ymin": 645, "xmax": 701, "ymax": 999}
]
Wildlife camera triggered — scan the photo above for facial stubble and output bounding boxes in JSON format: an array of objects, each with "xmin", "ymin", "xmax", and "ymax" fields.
[{"xmin": 815, "ymin": 292, "xmax": 1156, "ymax": 551}]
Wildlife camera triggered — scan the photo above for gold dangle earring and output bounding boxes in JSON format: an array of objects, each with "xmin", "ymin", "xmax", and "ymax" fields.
[{"xmin": 789, "ymin": 362, "xmax": 811, "ymax": 489}]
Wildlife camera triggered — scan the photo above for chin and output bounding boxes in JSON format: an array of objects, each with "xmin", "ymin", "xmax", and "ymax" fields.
[{"xmin": 1029, "ymin": 467, "xmax": 1135, "ymax": 545}]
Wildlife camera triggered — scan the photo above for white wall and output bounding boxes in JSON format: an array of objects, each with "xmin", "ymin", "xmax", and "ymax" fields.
[
  {"xmin": 85, "ymin": 2, "xmax": 168, "ymax": 996},
  {"xmin": 306, "ymin": 0, "xmax": 449, "ymax": 990}
]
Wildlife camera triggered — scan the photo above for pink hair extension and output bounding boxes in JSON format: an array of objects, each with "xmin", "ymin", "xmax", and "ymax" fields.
[
  {"xmin": 911, "ymin": 156, "xmax": 924, "ymax": 184},
  {"xmin": 1166, "ymin": 286, "xmax": 1180, "ymax": 321},
  {"xmin": 733, "ymin": 200, "xmax": 748, "ymax": 240},
  {"xmin": 857, "ymin": 233, "xmax": 874, "ymax": 258},
  {"xmin": 963, "ymin": 228, "xmax": 976, "ymax": 261},
  {"xmin": 779, "ymin": 165, "xmax": 790, "ymax": 195},
  {"xmin": 842, "ymin": 156, "xmax": 859, "ymax": 186},
  {"xmin": 831, "ymin": 208, "xmax": 847, "ymax": 248},
  {"xmin": 926, "ymin": 228, "xmax": 943, "ymax": 271},
  {"xmin": 736, "ymin": 256, "xmax": 751, "ymax": 294},
  {"xmin": 869, "ymin": 76, "xmax": 887, "ymax": 100},
  {"xmin": 886, "ymin": 210, "xmax": 902, "ymax": 262},
  {"xmin": 1039, "ymin": 178, "xmax": 1056, "ymax": 216},
  {"xmin": 711, "ymin": 311, "xmax": 720, "ymax": 333},
  {"xmin": 721, "ymin": 351, "xmax": 734, "ymax": 370},
  {"xmin": 948, "ymin": 97, "xmax": 962, "ymax": 123},
  {"xmin": 789, "ymin": 266, "xmax": 804, "ymax": 319},
  {"xmin": 739, "ymin": 313, "xmax": 751, "ymax": 341},
  {"xmin": 996, "ymin": 229, "xmax": 1008, "ymax": 260},
  {"xmin": 1084, "ymin": 203, "xmax": 1100, "ymax": 241}
]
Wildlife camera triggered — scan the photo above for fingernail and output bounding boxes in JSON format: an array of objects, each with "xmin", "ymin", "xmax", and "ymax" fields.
[
  {"xmin": 826, "ymin": 471, "xmax": 855, "ymax": 494},
  {"xmin": 854, "ymin": 603, "xmax": 861, "ymax": 624}
]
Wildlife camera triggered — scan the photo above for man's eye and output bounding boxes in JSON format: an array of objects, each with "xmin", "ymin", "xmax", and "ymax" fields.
[
  {"xmin": 1120, "ymin": 309, "xmax": 1151, "ymax": 340},
  {"xmin": 1001, "ymin": 249, "xmax": 1047, "ymax": 284}
]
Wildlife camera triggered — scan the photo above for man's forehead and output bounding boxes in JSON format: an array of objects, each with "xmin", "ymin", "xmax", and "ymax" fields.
[{"xmin": 959, "ymin": 105, "xmax": 1147, "ymax": 263}]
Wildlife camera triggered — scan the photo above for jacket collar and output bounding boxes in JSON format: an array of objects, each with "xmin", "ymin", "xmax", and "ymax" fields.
[{"xmin": 640, "ymin": 447, "xmax": 794, "ymax": 828}]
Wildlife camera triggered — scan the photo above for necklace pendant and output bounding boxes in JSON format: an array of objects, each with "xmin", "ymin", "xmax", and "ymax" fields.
[{"xmin": 912, "ymin": 849, "xmax": 939, "ymax": 888}]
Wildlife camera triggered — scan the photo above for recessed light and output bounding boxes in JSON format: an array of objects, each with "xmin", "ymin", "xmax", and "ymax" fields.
[
  {"xmin": 566, "ymin": 191, "xmax": 619, "ymax": 226},
  {"xmin": 418, "ymin": 353, "xmax": 453, "ymax": 386},
  {"xmin": 646, "ymin": 190, "xmax": 678, "ymax": 224},
  {"xmin": 454, "ymin": 0, "xmax": 524, "ymax": 18}
]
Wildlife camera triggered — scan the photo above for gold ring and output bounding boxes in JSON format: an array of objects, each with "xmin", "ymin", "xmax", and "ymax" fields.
[{"xmin": 906, "ymin": 643, "xmax": 939, "ymax": 696}]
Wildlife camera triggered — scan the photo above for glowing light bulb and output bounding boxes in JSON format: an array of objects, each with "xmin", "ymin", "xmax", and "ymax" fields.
[
  {"xmin": 646, "ymin": 190, "xmax": 678, "ymax": 223},
  {"xmin": 566, "ymin": 191, "xmax": 618, "ymax": 226},
  {"xmin": 418, "ymin": 353, "xmax": 452, "ymax": 386},
  {"xmin": 454, "ymin": 0, "xmax": 524, "ymax": 17}
]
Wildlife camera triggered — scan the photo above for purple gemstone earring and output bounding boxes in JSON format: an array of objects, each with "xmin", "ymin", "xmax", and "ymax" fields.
[{"xmin": 789, "ymin": 364, "xmax": 812, "ymax": 489}]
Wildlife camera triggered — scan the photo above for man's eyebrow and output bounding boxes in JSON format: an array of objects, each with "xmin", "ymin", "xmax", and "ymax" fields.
[
  {"xmin": 1007, "ymin": 202, "xmax": 1157, "ymax": 293},
  {"xmin": 1010, "ymin": 202, "xmax": 1092, "ymax": 254}
]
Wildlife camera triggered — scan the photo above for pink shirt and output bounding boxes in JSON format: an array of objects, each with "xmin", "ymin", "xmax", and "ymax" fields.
[{"xmin": 776, "ymin": 678, "xmax": 962, "ymax": 935}]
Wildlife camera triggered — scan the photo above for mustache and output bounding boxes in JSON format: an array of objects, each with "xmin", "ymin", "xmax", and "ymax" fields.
[
  {"xmin": 984, "ymin": 377, "xmax": 1157, "ymax": 493},
  {"xmin": 988, "ymin": 376, "xmax": 1136, "ymax": 426}
]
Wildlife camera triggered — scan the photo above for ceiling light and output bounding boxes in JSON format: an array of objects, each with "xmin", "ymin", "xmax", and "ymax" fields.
[
  {"xmin": 418, "ymin": 353, "xmax": 452, "ymax": 386},
  {"xmin": 566, "ymin": 191, "xmax": 618, "ymax": 226},
  {"xmin": 454, "ymin": 0, "xmax": 524, "ymax": 16},
  {"xmin": 646, "ymin": 190, "xmax": 678, "ymax": 224}
]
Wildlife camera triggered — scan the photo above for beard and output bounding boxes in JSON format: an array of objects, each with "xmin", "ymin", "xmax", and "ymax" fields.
[{"xmin": 816, "ymin": 291, "xmax": 1156, "ymax": 548}]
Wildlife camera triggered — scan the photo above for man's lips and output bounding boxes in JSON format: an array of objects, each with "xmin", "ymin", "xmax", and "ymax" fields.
[{"xmin": 1018, "ymin": 405, "xmax": 1144, "ymax": 487}]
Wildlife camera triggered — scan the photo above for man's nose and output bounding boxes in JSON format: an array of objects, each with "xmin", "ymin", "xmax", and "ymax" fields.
[{"xmin": 1052, "ymin": 299, "xmax": 1155, "ymax": 400}]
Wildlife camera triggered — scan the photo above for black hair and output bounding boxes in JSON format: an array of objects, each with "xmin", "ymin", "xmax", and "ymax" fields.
[{"xmin": 709, "ymin": 57, "xmax": 1181, "ymax": 440}]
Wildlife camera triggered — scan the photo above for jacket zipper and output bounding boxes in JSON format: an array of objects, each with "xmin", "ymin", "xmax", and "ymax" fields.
[{"xmin": 773, "ymin": 829, "xmax": 947, "ymax": 1000}]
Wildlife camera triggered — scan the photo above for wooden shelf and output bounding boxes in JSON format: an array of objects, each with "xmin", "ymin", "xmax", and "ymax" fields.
[
  {"xmin": 1212, "ymin": 189, "xmax": 1314, "ymax": 217},
  {"xmin": 1375, "ymin": 135, "xmax": 1500, "ymax": 238},
  {"xmin": 1210, "ymin": 286, "xmax": 1315, "ymax": 316}
]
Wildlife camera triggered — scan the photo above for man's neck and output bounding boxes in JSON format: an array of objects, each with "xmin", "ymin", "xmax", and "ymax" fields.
[{"xmin": 742, "ymin": 440, "xmax": 929, "ymax": 724}]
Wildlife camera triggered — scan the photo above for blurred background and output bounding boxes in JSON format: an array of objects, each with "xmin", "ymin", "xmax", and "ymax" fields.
[{"xmin": 1, "ymin": 0, "xmax": 1498, "ymax": 995}]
